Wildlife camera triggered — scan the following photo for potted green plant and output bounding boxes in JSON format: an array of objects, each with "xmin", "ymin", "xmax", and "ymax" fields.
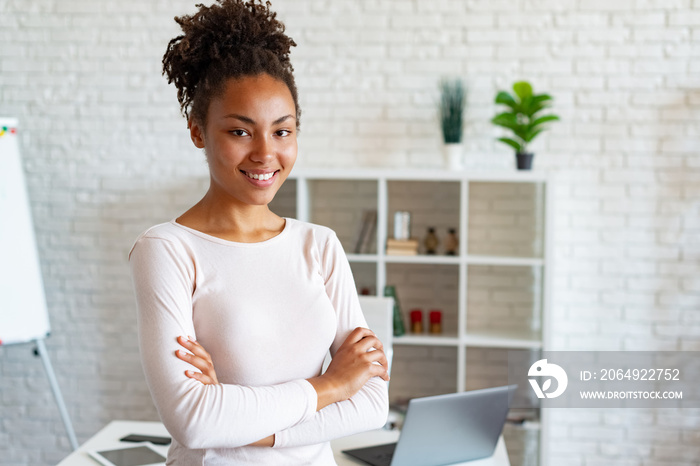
[
  {"xmin": 491, "ymin": 81, "xmax": 559, "ymax": 170},
  {"xmin": 439, "ymin": 78, "xmax": 466, "ymax": 170}
]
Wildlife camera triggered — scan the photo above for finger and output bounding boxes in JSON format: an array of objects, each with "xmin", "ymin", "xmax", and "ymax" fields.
[
  {"xmin": 178, "ymin": 335, "xmax": 212, "ymax": 361},
  {"xmin": 365, "ymin": 351, "xmax": 389, "ymax": 372},
  {"xmin": 177, "ymin": 335, "xmax": 204, "ymax": 355},
  {"xmin": 368, "ymin": 350, "xmax": 389, "ymax": 368},
  {"xmin": 346, "ymin": 327, "xmax": 375, "ymax": 344},
  {"xmin": 185, "ymin": 369, "xmax": 215, "ymax": 385},
  {"xmin": 363, "ymin": 336, "xmax": 384, "ymax": 352},
  {"xmin": 356, "ymin": 335, "xmax": 383, "ymax": 353},
  {"xmin": 176, "ymin": 335, "xmax": 193, "ymax": 350},
  {"xmin": 369, "ymin": 361, "xmax": 390, "ymax": 381},
  {"xmin": 176, "ymin": 349, "xmax": 212, "ymax": 373},
  {"xmin": 373, "ymin": 366, "xmax": 390, "ymax": 381},
  {"xmin": 178, "ymin": 351, "xmax": 218, "ymax": 384}
]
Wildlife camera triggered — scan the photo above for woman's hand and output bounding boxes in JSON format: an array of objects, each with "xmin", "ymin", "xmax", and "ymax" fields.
[
  {"xmin": 308, "ymin": 327, "xmax": 389, "ymax": 411},
  {"xmin": 175, "ymin": 335, "xmax": 219, "ymax": 385},
  {"xmin": 175, "ymin": 336, "xmax": 275, "ymax": 447}
]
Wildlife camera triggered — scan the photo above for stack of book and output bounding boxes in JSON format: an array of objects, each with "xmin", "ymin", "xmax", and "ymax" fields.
[{"xmin": 386, "ymin": 238, "xmax": 419, "ymax": 255}]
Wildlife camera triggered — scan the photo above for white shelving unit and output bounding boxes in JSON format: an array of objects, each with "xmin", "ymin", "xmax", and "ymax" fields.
[{"xmin": 275, "ymin": 167, "xmax": 553, "ymax": 466}]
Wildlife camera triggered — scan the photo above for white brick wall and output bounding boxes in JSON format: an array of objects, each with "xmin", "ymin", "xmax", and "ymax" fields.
[{"xmin": 1, "ymin": 1, "xmax": 699, "ymax": 465}]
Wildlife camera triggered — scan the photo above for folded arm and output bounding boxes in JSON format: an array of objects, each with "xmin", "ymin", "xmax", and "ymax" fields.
[{"xmin": 178, "ymin": 326, "xmax": 390, "ymax": 448}]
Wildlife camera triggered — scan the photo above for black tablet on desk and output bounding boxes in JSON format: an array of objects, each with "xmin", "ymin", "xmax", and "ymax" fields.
[{"xmin": 88, "ymin": 443, "xmax": 166, "ymax": 466}]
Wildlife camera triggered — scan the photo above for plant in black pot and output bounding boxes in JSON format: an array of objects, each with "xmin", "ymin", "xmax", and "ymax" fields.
[{"xmin": 491, "ymin": 81, "xmax": 559, "ymax": 170}]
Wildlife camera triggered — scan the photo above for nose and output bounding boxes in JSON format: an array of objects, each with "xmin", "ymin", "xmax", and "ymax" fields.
[{"xmin": 249, "ymin": 133, "xmax": 273, "ymax": 163}]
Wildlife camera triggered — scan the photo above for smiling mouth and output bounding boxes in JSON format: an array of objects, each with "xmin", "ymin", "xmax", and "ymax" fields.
[{"xmin": 240, "ymin": 170, "xmax": 279, "ymax": 181}]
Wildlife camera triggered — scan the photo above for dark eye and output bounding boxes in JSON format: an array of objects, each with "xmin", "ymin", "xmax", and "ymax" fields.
[
  {"xmin": 276, "ymin": 129, "xmax": 292, "ymax": 137},
  {"xmin": 230, "ymin": 129, "xmax": 249, "ymax": 137}
]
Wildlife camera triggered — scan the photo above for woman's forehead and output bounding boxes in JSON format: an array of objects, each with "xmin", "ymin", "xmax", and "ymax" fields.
[{"xmin": 208, "ymin": 74, "xmax": 296, "ymax": 123}]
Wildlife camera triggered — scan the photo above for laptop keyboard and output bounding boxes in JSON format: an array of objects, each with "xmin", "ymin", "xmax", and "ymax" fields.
[
  {"xmin": 343, "ymin": 442, "xmax": 397, "ymax": 466},
  {"xmin": 370, "ymin": 450, "xmax": 394, "ymax": 461}
]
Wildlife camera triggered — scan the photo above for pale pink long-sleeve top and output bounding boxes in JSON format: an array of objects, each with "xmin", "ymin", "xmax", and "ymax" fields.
[{"xmin": 129, "ymin": 218, "xmax": 389, "ymax": 465}]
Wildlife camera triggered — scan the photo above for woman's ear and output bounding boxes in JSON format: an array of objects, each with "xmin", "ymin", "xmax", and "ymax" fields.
[{"xmin": 189, "ymin": 118, "xmax": 205, "ymax": 149}]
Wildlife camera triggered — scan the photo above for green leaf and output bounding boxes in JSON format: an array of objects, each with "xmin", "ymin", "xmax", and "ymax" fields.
[
  {"xmin": 531, "ymin": 94, "xmax": 553, "ymax": 105},
  {"xmin": 523, "ymin": 95, "xmax": 553, "ymax": 117},
  {"xmin": 513, "ymin": 124, "xmax": 529, "ymax": 141},
  {"xmin": 497, "ymin": 137, "xmax": 522, "ymax": 152},
  {"xmin": 491, "ymin": 112, "xmax": 519, "ymax": 129},
  {"xmin": 524, "ymin": 128, "xmax": 544, "ymax": 143},
  {"xmin": 531, "ymin": 115, "xmax": 560, "ymax": 126},
  {"xmin": 495, "ymin": 91, "xmax": 518, "ymax": 109},
  {"xmin": 439, "ymin": 78, "xmax": 466, "ymax": 143},
  {"xmin": 520, "ymin": 95, "xmax": 535, "ymax": 115},
  {"xmin": 524, "ymin": 99, "xmax": 554, "ymax": 117},
  {"xmin": 513, "ymin": 81, "xmax": 533, "ymax": 100}
]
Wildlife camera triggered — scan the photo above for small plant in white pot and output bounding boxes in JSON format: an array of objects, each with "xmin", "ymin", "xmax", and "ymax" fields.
[
  {"xmin": 491, "ymin": 81, "xmax": 559, "ymax": 170},
  {"xmin": 439, "ymin": 78, "xmax": 466, "ymax": 170}
]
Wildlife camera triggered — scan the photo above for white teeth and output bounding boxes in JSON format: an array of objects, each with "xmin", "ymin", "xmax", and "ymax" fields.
[{"xmin": 245, "ymin": 172, "xmax": 274, "ymax": 181}]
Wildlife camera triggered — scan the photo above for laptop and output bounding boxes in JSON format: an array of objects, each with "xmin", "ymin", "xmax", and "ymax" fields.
[{"xmin": 343, "ymin": 385, "xmax": 516, "ymax": 466}]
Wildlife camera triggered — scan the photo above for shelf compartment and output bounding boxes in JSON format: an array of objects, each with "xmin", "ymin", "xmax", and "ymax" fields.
[
  {"xmin": 387, "ymin": 180, "xmax": 461, "ymax": 256},
  {"xmin": 268, "ymin": 178, "xmax": 297, "ymax": 219},
  {"xmin": 464, "ymin": 346, "xmax": 514, "ymax": 398},
  {"xmin": 465, "ymin": 264, "xmax": 543, "ymax": 348},
  {"xmin": 350, "ymin": 261, "xmax": 377, "ymax": 297},
  {"xmin": 467, "ymin": 181, "xmax": 545, "ymax": 259},
  {"xmin": 307, "ymin": 179, "xmax": 378, "ymax": 254},
  {"xmin": 464, "ymin": 347, "xmax": 542, "ymax": 408},
  {"xmin": 386, "ymin": 262, "xmax": 459, "ymax": 337},
  {"xmin": 389, "ymin": 345, "xmax": 458, "ymax": 405}
]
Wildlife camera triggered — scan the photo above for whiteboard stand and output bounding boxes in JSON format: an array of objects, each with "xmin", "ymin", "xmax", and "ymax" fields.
[
  {"xmin": 34, "ymin": 338, "xmax": 79, "ymax": 451},
  {"xmin": 0, "ymin": 118, "xmax": 79, "ymax": 452}
]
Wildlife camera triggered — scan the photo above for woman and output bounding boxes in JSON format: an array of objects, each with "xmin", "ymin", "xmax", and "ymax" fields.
[{"xmin": 128, "ymin": 1, "xmax": 390, "ymax": 464}]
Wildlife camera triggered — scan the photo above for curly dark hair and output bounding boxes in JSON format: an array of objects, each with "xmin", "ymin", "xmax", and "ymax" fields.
[{"xmin": 162, "ymin": 0, "xmax": 300, "ymax": 127}]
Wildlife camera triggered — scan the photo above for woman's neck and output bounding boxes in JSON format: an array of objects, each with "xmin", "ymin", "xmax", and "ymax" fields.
[{"xmin": 176, "ymin": 190, "xmax": 285, "ymax": 243}]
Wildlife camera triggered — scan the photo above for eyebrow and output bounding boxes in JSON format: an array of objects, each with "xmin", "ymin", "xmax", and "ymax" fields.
[{"xmin": 223, "ymin": 114, "xmax": 295, "ymax": 126}]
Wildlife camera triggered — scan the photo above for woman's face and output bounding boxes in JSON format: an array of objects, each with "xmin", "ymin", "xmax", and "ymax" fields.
[{"xmin": 190, "ymin": 73, "xmax": 298, "ymax": 208}]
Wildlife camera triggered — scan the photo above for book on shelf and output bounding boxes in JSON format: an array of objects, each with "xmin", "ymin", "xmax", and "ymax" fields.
[
  {"xmin": 386, "ymin": 238, "xmax": 419, "ymax": 249},
  {"xmin": 353, "ymin": 209, "xmax": 377, "ymax": 254},
  {"xmin": 386, "ymin": 248, "xmax": 418, "ymax": 256},
  {"xmin": 386, "ymin": 238, "xmax": 419, "ymax": 255}
]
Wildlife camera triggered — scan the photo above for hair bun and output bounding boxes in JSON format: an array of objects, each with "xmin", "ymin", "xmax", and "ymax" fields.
[
  {"xmin": 182, "ymin": 0, "xmax": 294, "ymax": 67},
  {"xmin": 163, "ymin": 0, "xmax": 299, "ymax": 122}
]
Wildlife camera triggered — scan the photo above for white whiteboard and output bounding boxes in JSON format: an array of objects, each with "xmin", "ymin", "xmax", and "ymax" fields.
[{"xmin": 0, "ymin": 117, "xmax": 50, "ymax": 345}]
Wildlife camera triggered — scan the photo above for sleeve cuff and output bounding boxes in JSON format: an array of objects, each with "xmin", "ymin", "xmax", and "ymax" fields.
[{"xmin": 273, "ymin": 379, "xmax": 318, "ymax": 449}]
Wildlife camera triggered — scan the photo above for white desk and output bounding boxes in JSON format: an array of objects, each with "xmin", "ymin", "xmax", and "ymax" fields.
[
  {"xmin": 57, "ymin": 421, "xmax": 169, "ymax": 466},
  {"xmin": 58, "ymin": 420, "xmax": 510, "ymax": 466}
]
